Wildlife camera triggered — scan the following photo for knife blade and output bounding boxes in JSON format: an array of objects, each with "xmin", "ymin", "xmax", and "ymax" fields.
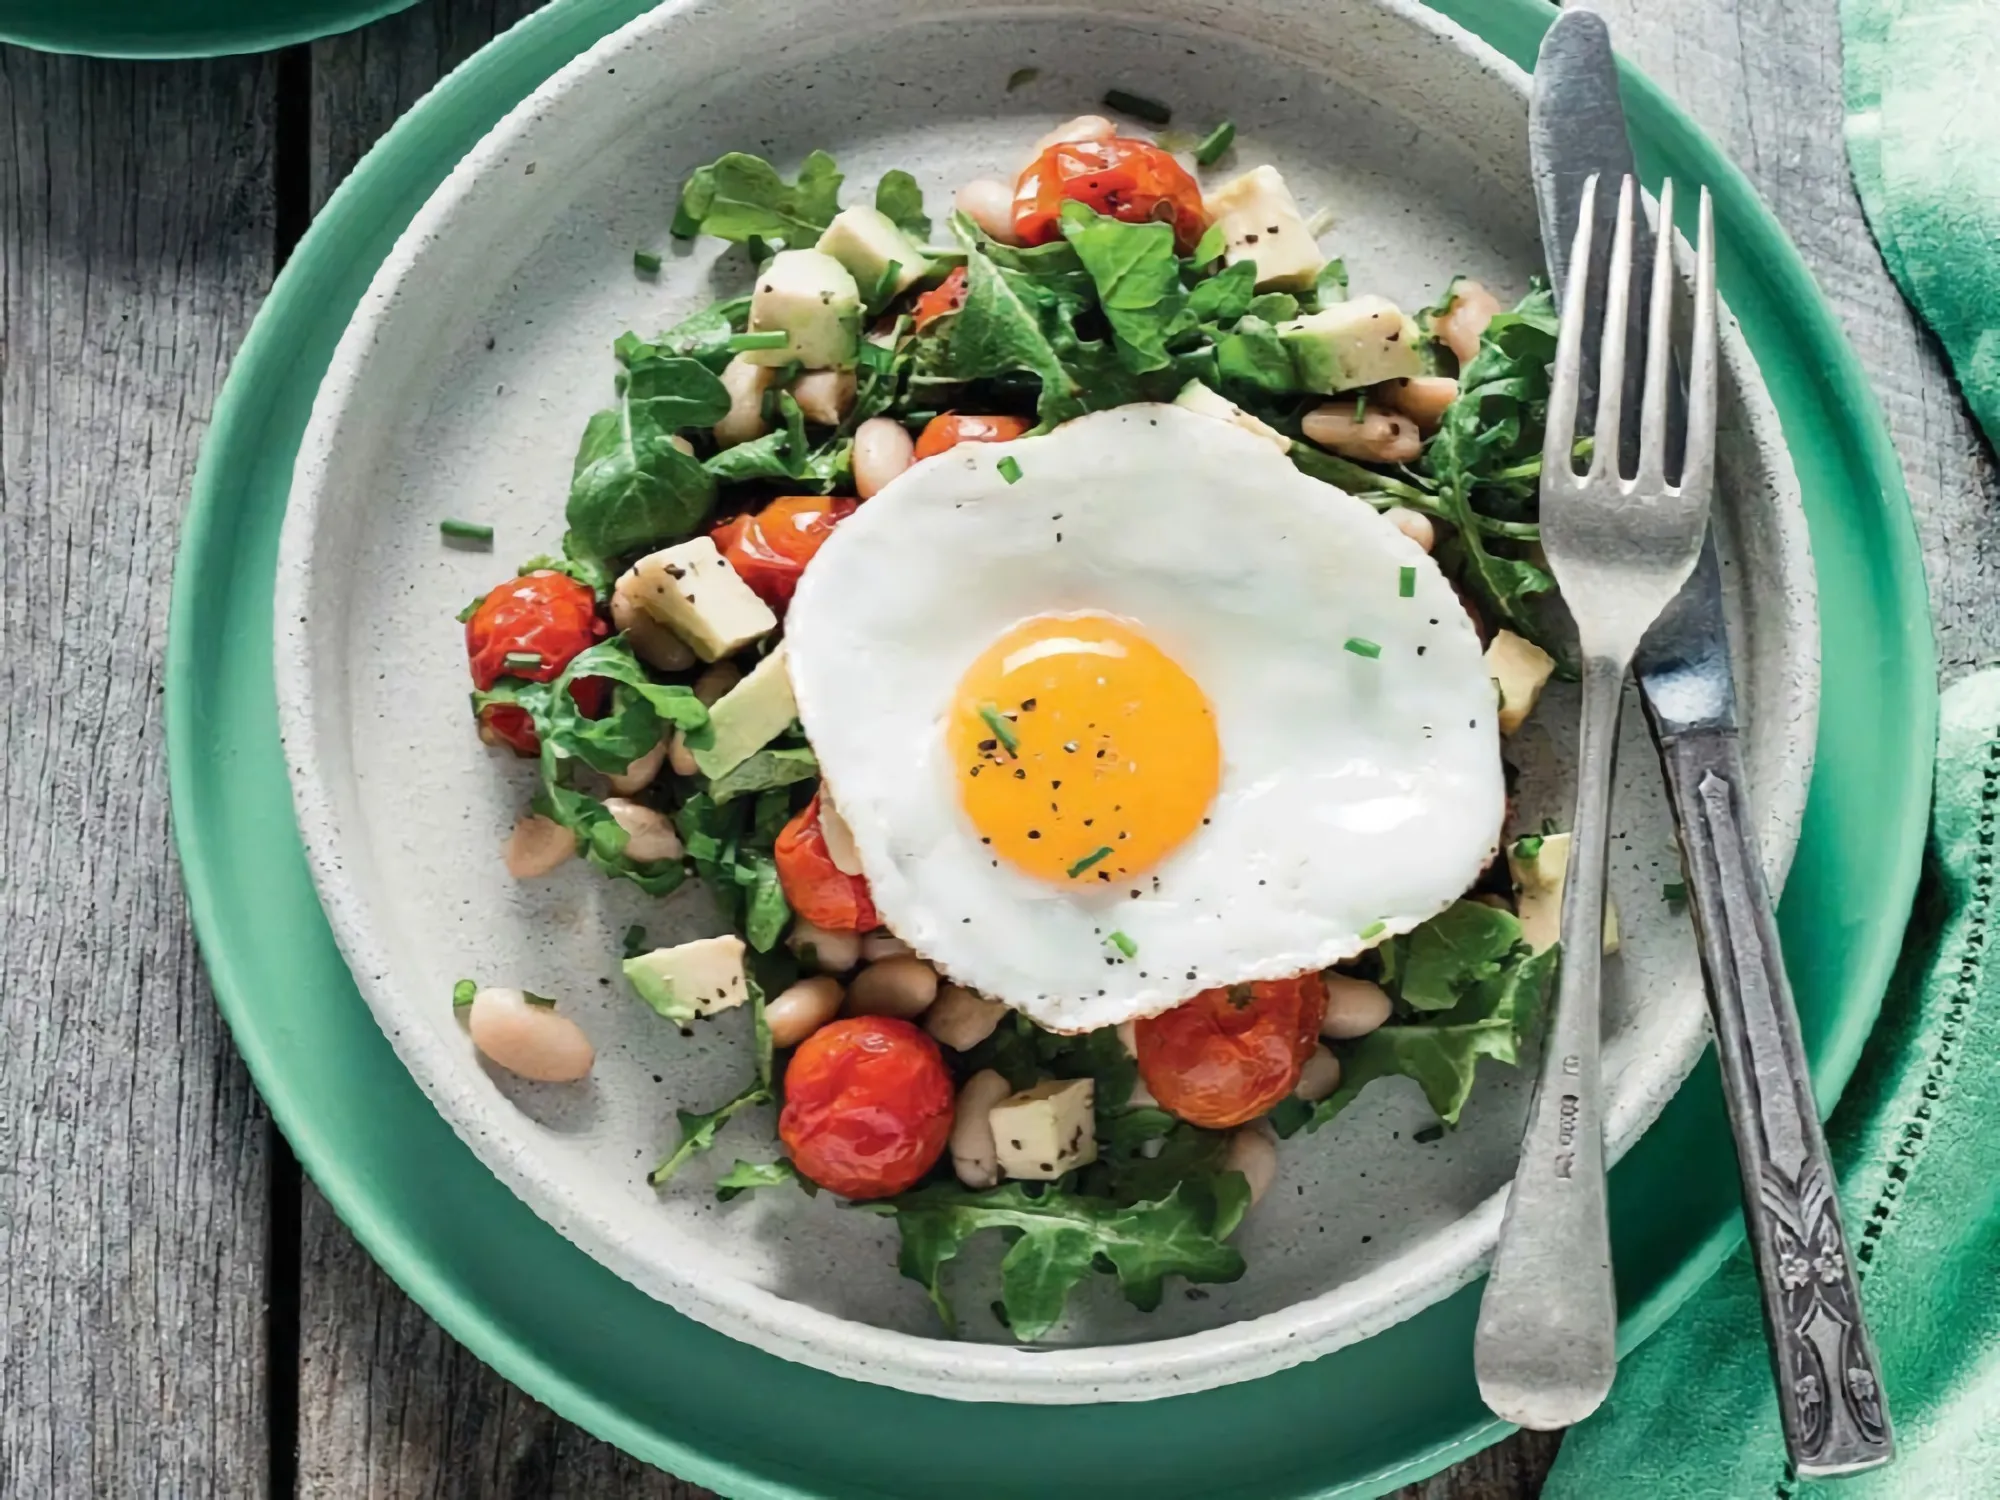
[{"xmin": 1528, "ymin": 9, "xmax": 1893, "ymax": 1477}]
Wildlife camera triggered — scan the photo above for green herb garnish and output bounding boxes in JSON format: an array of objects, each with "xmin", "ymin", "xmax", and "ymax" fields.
[
  {"xmin": 439, "ymin": 518, "xmax": 494, "ymax": 544},
  {"xmin": 1191, "ymin": 221, "xmax": 1227, "ymax": 267},
  {"xmin": 1068, "ymin": 846, "xmax": 1114, "ymax": 878},
  {"xmin": 1352, "ymin": 389, "xmax": 1369, "ymax": 422},
  {"xmin": 1102, "ymin": 87, "xmax": 1172, "ymax": 125},
  {"xmin": 622, "ymin": 924, "xmax": 649, "ymax": 960},
  {"xmin": 1513, "ymin": 834, "xmax": 1545, "ymax": 862},
  {"xmin": 1107, "ymin": 930, "xmax": 1138, "ymax": 958},
  {"xmin": 728, "ymin": 330, "xmax": 791, "ymax": 352},
  {"xmin": 978, "ymin": 703, "xmax": 1020, "ymax": 755},
  {"xmin": 1343, "ymin": 637, "xmax": 1382, "ymax": 660},
  {"xmin": 1006, "ymin": 66, "xmax": 1040, "ymax": 91},
  {"xmin": 633, "ymin": 249, "xmax": 663, "ymax": 274},
  {"xmin": 523, "ymin": 991, "xmax": 557, "ymax": 1009},
  {"xmin": 1664, "ymin": 881, "xmax": 1688, "ymax": 903},
  {"xmin": 1192, "ymin": 121, "xmax": 1236, "ymax": 166},
  {"xmin": 503, "ymin": 651, "xmax": 543, "ymax": 672},
  {"xmin": 1399, "ymin": 566, "xmax": 1416, "ymax": 598},
  {"xmin": 1359, "ymin": 921, "xmax": 1387, "ymax": 941},
  {"xmin": 997, "ymin": 455, "xmax": 1023, "ymax": 484},
  {"xmin": 452, "ymin": 979, "xmax": 477, "ymax": 1008}
]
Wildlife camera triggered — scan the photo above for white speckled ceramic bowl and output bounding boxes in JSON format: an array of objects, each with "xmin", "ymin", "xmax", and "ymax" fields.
[{"xmin": 275, "ymin": 0, "xmax": 1816, "ymax": 1404}]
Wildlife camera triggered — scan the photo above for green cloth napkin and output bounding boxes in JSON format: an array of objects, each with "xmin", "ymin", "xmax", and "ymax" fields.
[
  {"xmin": 1842, "ymin": 0, "xmax": 2000, "ymax": 450},
  {"xmin": 1546, "ymin": 670, "xmax": 2000, "ymax": 1495}
]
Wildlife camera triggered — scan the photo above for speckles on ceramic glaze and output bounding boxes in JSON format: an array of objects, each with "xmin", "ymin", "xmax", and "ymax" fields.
[{"xmin": 274, "ymin": 0, "xmax": 1815, "ymax": 1404}]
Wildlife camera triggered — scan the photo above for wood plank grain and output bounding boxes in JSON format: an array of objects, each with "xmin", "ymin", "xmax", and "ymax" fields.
[{"xmin": 0, "ymin": 46, "xmax": 278, "ymax": 1500}]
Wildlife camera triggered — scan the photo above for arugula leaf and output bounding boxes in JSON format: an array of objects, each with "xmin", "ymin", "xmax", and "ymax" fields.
[
  {"xmin": 567, "ymin": 355, "xmax": 729, "ymax": 557},
  {"xmin": 704, "ymin": 391, "xmax": 813, "ymax": 484},
  {"xmin": 874, "ymin": 169, "xmax": 931, "ymax": 240},
  {"xmin": 1287, "ymin": 442, "xmax": 1436, "ymax": 509},
  {"xmin": 708, "ymin": 745, "xmax": 820, "ymax": 805},
  {"xmin": 948, "ymin": 209, "xmax": 1086, "ymax": 277},
  {"xmin": 620, "ymin": 296, "xmax": 751, "ymax": 373},
  {"xmin": 1056, "ymin": 202, "xmax": 1190, "ymax": 374},
  {"xmin": 533, "ymin": 767, "xmax": 686, "ymax": 895},
  {"xmin": 514, "ymin": 543, "xmax": 614, "ymax": 599},
  {"xmin": 1214, "ymin": 315, "xmax": 1297, "ymax": 395},
  {"xmin": 876, "ymin": 1181, "xmax": 1245, "ymax": 1339},
  {"xmin": 737, "ymin": 850, "xmax": 792, "ymax": 953},
  {"xmin": 673, "ymin": 151, "xmax": 843, "ymax": 246},
  {"xmin": 1187, "ymin": 260, "xmax": 1256, "ymax": 323},
  {"xmin": 1392, "ymin": 900, "xmax": 1525, "ymax": 1012},
  {"xmin": 715, "ymin": 1158, "xmax": 814, "ymax": 1202},
  {"xmin": 1243, "ymin": 291, "xmax": 1300, "ymax": 323},
  {"xmin": 940, "ymin": 249, "xmax": 1085, "ymax": 425},
  {"xmin": 649, "ymin": 1079, "xmax": 773, "ymax": 1185},
  {"xmin": 540, "ymin": 636, "xmax": 708, "ymax": 775}
]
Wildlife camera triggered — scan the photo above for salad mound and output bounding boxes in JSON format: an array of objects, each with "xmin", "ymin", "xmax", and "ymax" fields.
[{"xmin": 449, "ymin": 108, "xmax": 1575, "ymax": 1340}]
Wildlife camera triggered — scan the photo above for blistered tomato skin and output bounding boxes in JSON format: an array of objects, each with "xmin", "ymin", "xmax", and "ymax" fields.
[
  {"xmin": 1135, "ymin": 973, "xmax": 1329, "ymax": 1129},
  {"xmin": 1012, "ymin": 137, "xmax": 1208, "ymax": 254},
  {"xmin": 912, "ymin": 413, "xmax": 1034, "ymax": 461},
  {"xmin": 774, "ymin": 792, "xmax": 880, "ymax": 932},
  {"xmin": 710, "ymin": 494, "xmax": 857, "ymax": 612},
  {"xmin": 781, "ymin": 1016, "xmax": 956, "ymax": 1198},
  {"xmin": 465, "ymin": 570, "xmax": 609, "ymax": 755},
  {"xmin": 912, "ymin": 265, "xmax": 969, "ymax": 330}
]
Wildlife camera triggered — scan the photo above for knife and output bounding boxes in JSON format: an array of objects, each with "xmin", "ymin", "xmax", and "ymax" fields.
[{"xmin": 1528, "ymin": 9, "xmax": 1892, "ymax": 1476}]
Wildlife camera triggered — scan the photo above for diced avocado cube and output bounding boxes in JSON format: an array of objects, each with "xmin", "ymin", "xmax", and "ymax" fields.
[
  {"xmin": 744, "ymin": 248, "xmax": 861, "ymax": 370},
  {"xmin": 1173, "ymin": 379, "xmax": 1292, "ymax": 453},
  {"xmin": 1278, "ymin": 295, "xmax": 1422, "ymax": 393},
  {"xmin": 1508, "ymin": 832, "xmax": 1620, "ymax": 956},
  {"xmin": 816, "ymin": 206, "xmax": 932, "ymax": 302},
  {"xmin": 990, "ymin": 1078, "xmax": 1097, "ymax": 1181},
  {"xmin": 1201, "ymin": 165, "xmax": 1326, "ymax": 293},
  {"xmin": 691, "ymin": 644, "xmax": 797, "ymax": 781},
  {"xmin": 1486, "ymin": 630, "xmax": 1557, "ymax": 735},
  {"xmin": 623, "ymin": 934, "xmax": 750, "ymax": 1024},
  {"xmin": 627, "ymin": 536, "xmax": 776, "ymax": 663}
]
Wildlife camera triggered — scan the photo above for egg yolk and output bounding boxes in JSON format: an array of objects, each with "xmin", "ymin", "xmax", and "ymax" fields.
[{"xmin": 947, "ymin": 613, "xmax": 1221, "ymax": 887}]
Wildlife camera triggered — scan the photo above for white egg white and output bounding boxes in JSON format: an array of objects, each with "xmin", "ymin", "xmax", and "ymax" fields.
[{"xmin": 785, "ymin": 404, "xmax": 1506, "ymax": 1032}]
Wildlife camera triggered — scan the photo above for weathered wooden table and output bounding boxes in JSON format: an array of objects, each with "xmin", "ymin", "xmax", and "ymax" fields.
[{"xmin": 3, "ymin": 0, "xmax": 1990, "ymax": 1493}]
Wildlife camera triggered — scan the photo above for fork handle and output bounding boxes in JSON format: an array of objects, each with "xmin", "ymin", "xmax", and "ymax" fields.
[
  {"xmin": 1656, "ymin": 726, "xmax": 1893, "ymax": 1476},
  {"xmin": 1475, "ymin": 652, "xmax": 1623, "ymax": 1429}
]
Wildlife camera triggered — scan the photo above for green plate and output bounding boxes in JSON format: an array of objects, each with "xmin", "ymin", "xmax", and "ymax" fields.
[
  {"xmin": 167, "ymin": 0, "xmax": 1935, "ymax": 1493},
  {"xmin": 0, "ymin": 0, "xmax": 419, "ymax": 55}
]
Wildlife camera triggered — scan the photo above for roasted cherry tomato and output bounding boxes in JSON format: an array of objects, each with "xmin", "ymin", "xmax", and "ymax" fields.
[
  {"xmin": 780, "ymin": 1016, "xmax": 955, "ymax": 1198},
  {"xmin": 774, "ymin": 792, "xmax": 879, "ymax": 931},
  {"xmin": 912, "ymin": 265, "xmax": 969, "ymax": 331},
  {"xmin": 1135, "ymin": 973, "xmax": 1328, "ymax": 1129},
  {"xmin": 912, "ymin": 412, "xmax": 1034, "ymax": 461},
  {"xmin": 464, "ymin": 570, "xmax": 608, "ymax": 755},
  {"xmin": 1012, "ymin": 136, "xmax": 1207, "ymax": 254},
  {"xmin": 710, "ymin": 494, "xmax": 858, "ymax": 613}
]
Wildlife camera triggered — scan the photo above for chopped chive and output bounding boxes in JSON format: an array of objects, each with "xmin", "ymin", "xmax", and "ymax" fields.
[
  {"xmin": 1664, "ymin": 881, "xmax": 1688, "ymax": 903},
  {"xmin": 633, "ymin": 249, "xmax": 663, "ymax": 273},
  {"xmin": 997, "ymin": 455, "xmax": 1024, "ymax": 485},
  {"xmin": 452, "ymin": 979, "xmax": 477, "ymax": 1008},
  {"xmin": 1191, "ymin": 222, "xmax": 1227, "ymax": 267},
  {"xmin": 1102, "ymin": 87, "xmax": 1172, "ymax": 125},
  {"xmin": 1352, "ymin": 389, "xmax": 1369, "ymax": 422},
  {"xmin": 1359, "ymin": 920, "xmax": 1387, "ymax": 941},
  {"xmin": 1343, "ymin": 637, "xmax": 1382, "ymax": 660},
  {"xmin": 439, "ymin": 518, "xmax": 494, "ymax": 544},
  {"xmin": 455, "ymin": 593, "xmax": 487, "ymax": 624},
  {"xmin": 1006, "ymin": 66, "xmax": 1040, "ymax": 91},
  {"xmin": 728, "ymin": 330, "xmax": 791, "ymax": 352},
  {"xmin": 503, "ymin": 651, "xmax": 544, "ymax": 671},
  {"xmin": 1068, "ymin": 847, "xmax": 1114, "ymax": 878},
  {"xmin": 622, "ymin": 924, "xmax": 649, "ymax": 959},
  {"xmin": 1192, "ymin": 120, "xmax": 1236, "ymax": 166},
  {"xmin": 1399, "ymin": 565, "xmax": 1416, "ymax": 598},
  {"xmin": 1106, "ymin": 930, "xmax": 1138, "ymax": 958},
  {"xmin": 1412, "ymin": 1124, "xmax": 1445, "ymax": 1144},
  {"xmin": 1513, "ymin": 835, "xmax": 1545, "ymax": 861},
  {"xmin": 978, "ymin": 704, "xmax": 1020, "ymax": 755},
  {"xmin": 523, "ymin": 991, "xmax": 557, "ymax": 1009}
]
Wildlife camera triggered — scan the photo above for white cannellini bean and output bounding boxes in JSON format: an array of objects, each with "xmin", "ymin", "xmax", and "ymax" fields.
[
  {"xmin": 666, "ymin": 731, "xmax": 701, "ymax": 779},
  {"xmin": 765, "ymin": 976, "xmax": 845, "ymax": 1049},
  {"xmin": 1031, "ymin": 113, "xmax": 1116, "ymax": 156},
  {"xmin": 791, "ymin": 368, "xmax": 857, "ymax": 426},
  {"xmin": 603, "ymin": 798, "xmax": 683, "ymax": 862},
  {"xmin": 923, "ymin": 985, "xmax": 1008, "ymax": 1051},
  {"xmin": 844, "ymin": 955, "xmax": 939, "ymax": 1019},
  {"xmin": 1381, "ymin": 375, "xmax": 1459, "ymax": 432},
  {"xmin": 859, "ymin": 931, "xmax": 912, "ymax": 963},
  {"xmin": 1302, "ymin": 402, "xmax": 1423, "ymax": 464},
  {"xmin": 467, "ymin": 988, "xmax": 595, "ymax": 1082},
  {"xmin": 1224, "ymin": 1123, "xmax": 1280, "ymax": 1210},
  {"xmin": 1434, "ymin": 280, "xmax": 1503, "ymax": 367},
  {"xmin": 692, "ymin": 660, "xmax": 740, "ymax": 706},
  {"xmin": 713, "ymin": 356, "xmax": 777, "ymax": 448},
  {"xmin": 788, "ymin": 919, "xmax": 862, "ymax": 974},
  {"xmin": 818, "ymin": 794, "xmax": 865, "ymax": 876},
  {"xmin": 504, "ymin": 813, "xmax": 575, "ymax": 879},
  {"xmin": 953, "ymin": 177, "xmax": 1024, "ymax": 246},
  {"xmin": 1295, "ymin": 1043, "xmax": 1343, "ymax": 1103},
  {"xmin": 1384, "ymin": 507, "xmax": 1437, "ymax": 553},
  {"xmin": 606, "ymin": 738, "xmax": 668, "ymax": 795},
  {"xmin": 611, "ymin": 571, "xmax": 697, "ymax": 671},
  {"xmin": 951, "ymin": 1069, "xmax": 1014, "ymax": 1189},
  {"xmin": 852, "ymin": 416, "xmax": 915, "ymax": 499},
  {"xmin": 1321, "ymin": 974, "xmax": 1394, "ymax": 1040}
]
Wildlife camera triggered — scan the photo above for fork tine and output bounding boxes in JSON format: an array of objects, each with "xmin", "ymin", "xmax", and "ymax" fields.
[
  {"xmin": 1636, "ymin": 178, "xmax": 1676, "ymax": 485},
  {"xmin": 1543, "ymin": 173, "xmax": 1599, "ymax": 484},
  {"xmin": 1589, "ymin": 176, "xmax": 1637, "ymax": 478},
  {"xmin": 1680, "ymin": 187, "xmax": 1719, "ymax": 498}
]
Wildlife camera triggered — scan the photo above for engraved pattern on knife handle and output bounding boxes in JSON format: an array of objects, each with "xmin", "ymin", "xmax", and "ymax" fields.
[{"xmin": 1662, "ymin": 729, "xmax": 1893, "ymax": 1476}]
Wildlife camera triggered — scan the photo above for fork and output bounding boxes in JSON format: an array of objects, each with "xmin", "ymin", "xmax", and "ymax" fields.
[{"xmin": 1473, "ymin": 173, "xmax": 1716, "ymax": 1429}]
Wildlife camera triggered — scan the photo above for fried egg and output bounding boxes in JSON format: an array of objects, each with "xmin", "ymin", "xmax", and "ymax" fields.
[{"xmin": 785, "ymin": 404, "xmax": 1505, "ymax": 1031}]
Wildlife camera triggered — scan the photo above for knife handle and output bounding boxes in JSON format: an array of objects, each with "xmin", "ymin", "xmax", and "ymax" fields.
[{"xmin": 1657, "ymin": 726, "xmax": 1893, "ymax": 1477}]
